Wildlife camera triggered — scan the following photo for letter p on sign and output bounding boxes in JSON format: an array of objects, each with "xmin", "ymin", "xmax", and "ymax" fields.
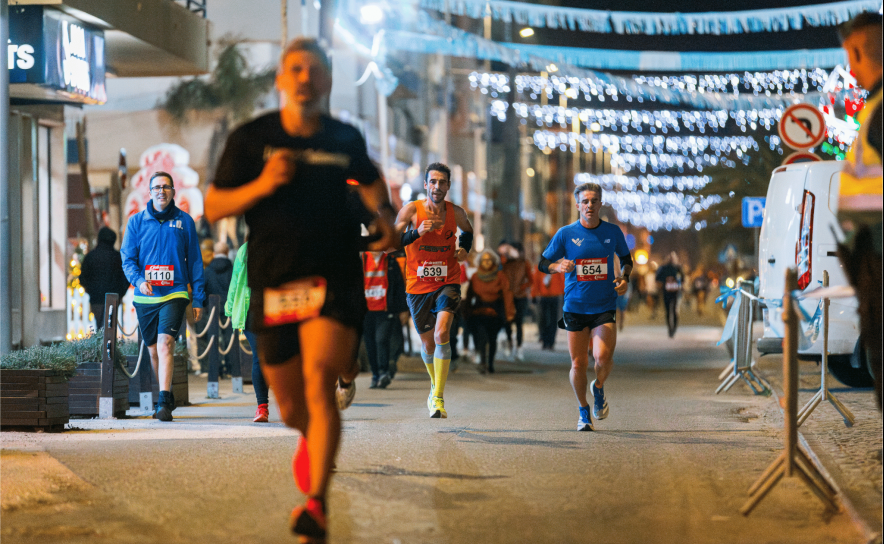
[{"xmin": 742, "ymin": 197, "xmax": 766, "ymax": 228}]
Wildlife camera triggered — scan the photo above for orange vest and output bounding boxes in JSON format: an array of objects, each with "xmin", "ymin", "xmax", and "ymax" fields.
[
  {"xmin": 363, "ymin": 252, "xmax": 389, "ymax": 312},
  {"xmin": 405, "ymin": 200, "xmax": 461, "ymax": 294}
]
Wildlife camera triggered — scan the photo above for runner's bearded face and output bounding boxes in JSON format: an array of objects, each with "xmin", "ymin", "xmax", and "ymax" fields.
[
  {"xmin": 424, "ymin": 171, "xmax": 450, "ymax": 205},
  {"xmin": 577, "ymin": 190, "xmax": 602, "ymax": 227},
  {"xmin": 150, "ymin": 178, "xmax": 175, "ymax": 211},
  {"xmin": 276, "ymin": 50, "xmax": 332, "ymax": 110}
]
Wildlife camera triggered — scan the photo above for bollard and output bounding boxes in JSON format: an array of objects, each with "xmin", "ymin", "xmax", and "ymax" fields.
[
  {"xmin": 206, "ymin": 295, "xmax": 221, "ymax": 399},
  {"xmin": 741, "ymin": 268, "xmax": 838, "ymax": 516},
  {"xmin": 230, "ymin": 329, "xmax": 243, "ymax": 394},
  {"xmin": 99, "ymin": 293, "xmax": 119, "ymax": 419}
]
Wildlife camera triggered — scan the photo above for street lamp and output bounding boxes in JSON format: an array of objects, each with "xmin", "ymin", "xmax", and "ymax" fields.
[{"xmin": 360, "ymin": 4, "xmax": 384, "ymax": 25}]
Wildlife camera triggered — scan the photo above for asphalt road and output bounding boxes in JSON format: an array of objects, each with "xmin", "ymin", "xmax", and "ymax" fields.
[{"xmin": 1, "ymin": 322, "xmax": 869, "ymax": 544}]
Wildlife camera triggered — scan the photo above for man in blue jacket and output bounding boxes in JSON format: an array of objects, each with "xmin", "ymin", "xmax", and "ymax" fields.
[{"xmin": 121, "ymin": 171, "xmax": 206, "ymax": 421}]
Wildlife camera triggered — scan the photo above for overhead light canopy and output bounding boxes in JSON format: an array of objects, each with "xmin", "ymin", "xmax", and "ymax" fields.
[{"xmin": 519, "ymin": 27, "xmax": 534, "ymax": 38}]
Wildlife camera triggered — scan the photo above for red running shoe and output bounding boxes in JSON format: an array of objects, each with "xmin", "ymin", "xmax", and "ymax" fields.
[
  {"xmin": 253, "ymin": 404, "xmax": 269, "ymax": 423},
  {"xmin": 293, "ymin": 436, "xmax": 311, "ymax": 494},
  {"xmin": 290, "ymin": 497, "xmax": 326, "ymax": 542}
]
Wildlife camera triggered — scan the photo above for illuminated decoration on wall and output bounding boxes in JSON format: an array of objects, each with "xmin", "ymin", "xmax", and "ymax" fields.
[
  {"xmin": 420, "ymin": 0, "xmax": 880, "ymax": 35},
  {"xmin": 574, "ymin": 173, "xmax": 711, "ymax": 193},
  {"xmin": 124, "ymin": 144, "xmax": 204, "ymax": 224}
]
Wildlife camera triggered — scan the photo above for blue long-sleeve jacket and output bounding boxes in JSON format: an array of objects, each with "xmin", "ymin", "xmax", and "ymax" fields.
[{"xmin": 121, "ymin": 207, "xmax": 206, "ymax": 308}]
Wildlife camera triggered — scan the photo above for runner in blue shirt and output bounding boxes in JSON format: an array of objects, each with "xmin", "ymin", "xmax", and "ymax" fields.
[{"xmin": 538, "ymin": 182, "xmax": 632, "ymax": 431}]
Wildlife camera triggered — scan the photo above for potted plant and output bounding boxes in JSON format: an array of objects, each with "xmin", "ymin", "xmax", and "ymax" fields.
[
  {"xmin": 66, "ymin": 332, "xmax": 130, "ymax": 418},
  {"xmin": 1, "ymin": 344, "xmax": 77, "ymax": 431}
]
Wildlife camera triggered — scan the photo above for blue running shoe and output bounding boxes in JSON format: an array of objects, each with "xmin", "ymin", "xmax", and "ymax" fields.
[
  {"xmin": 591, "ymin": 379, "xmax": 609, "ymax": 420},
  {"xmin": 577, "ymin": 406, "xmax": 594, "ymax": 431}
]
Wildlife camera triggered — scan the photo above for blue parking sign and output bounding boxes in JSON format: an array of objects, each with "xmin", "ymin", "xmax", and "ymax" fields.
[{"xmin": 742, "ymin": 197, "xmax": 766, "ymax": 228}]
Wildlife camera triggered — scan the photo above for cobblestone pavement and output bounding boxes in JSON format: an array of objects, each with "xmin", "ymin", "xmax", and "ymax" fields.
[{"xmin": 754, "ymin": 353, "xmax": 883, "ymax": 544}]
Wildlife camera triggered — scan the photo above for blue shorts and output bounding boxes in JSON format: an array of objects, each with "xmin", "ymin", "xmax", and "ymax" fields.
[
  {"xmin": 558, "ymin": 310, "xmax": 616, "ymax": 332},
  {"xmin": 407, "ymin": 284, "xmax": 461, "ymax": 335},
  {"xmin": 134, "ymin": 298, "xmax": 189, "ymax": 346}
]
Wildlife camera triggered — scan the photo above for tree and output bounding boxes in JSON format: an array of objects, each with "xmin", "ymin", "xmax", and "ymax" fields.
[
  {"xmin": 161, "ymin": 40, "xmax": 276, "ymax": 244},
  {"xmin": 692, "ymin": 133, "xmax": 784, "ymax": 268},
  {"xmin": 162, "ymin": 40, "xmax": 275, "ymax": 182}
]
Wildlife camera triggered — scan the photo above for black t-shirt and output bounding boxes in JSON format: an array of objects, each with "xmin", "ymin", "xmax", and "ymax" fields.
[{"xmin": 213, "ymin": 112, "xmax": 380, "ymax": 292}]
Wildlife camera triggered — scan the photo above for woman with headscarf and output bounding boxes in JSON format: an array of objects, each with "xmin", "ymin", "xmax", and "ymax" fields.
[{"xmin": 465, "ymin": 249, "xmax": 515, "ymax": 373}]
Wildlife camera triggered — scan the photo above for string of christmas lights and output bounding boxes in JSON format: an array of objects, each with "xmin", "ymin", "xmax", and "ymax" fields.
[
  {"xmin": 533, "ymin": 131, "xmax": 758, "ymax": 156},
  {"xmin": 574, "ymin": 173, "xmax": 711, "ymax": 192},
  {"xmin": 499, "ymin": 101, "xmax": 786, "ymax": 133},
  {"xmin": 471, "ymin": 70, "xmax": 843, "ymax": 101},
  {"xmin": 599, "ymin": 188, "xmax": 721, "ymax": 231}
]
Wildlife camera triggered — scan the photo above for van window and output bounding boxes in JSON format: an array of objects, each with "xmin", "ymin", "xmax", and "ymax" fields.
[{"xmin": 796, "ymin": 190, "xmax": 815, "ymax": 290}]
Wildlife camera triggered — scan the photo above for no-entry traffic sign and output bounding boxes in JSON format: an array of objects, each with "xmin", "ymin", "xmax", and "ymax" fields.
[{"xmin": 778, "ymin": 104, "xmax": 827, "ymax": 150}]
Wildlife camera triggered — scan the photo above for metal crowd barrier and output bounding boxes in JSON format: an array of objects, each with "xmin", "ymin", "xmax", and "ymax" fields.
[
  {"xmin": 740, "ymin": 268, "xmax": 839, "ymax": 516},
  {"xmin": 795, "ymin": 271, "xmax": 855, "ymax": 428},
  {"xmin": 715, "ymin": 280, "xmax": 770, "ymax": 396}
]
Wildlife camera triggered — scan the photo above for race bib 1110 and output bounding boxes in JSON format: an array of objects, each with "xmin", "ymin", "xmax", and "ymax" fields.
[{"xmin": 145, "ymin": 265, "xmax": 174, "ymax": 286}]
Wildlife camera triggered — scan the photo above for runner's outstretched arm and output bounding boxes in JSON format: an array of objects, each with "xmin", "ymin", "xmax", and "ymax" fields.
[{"xmin": 355, "ymin": 178, "xmax": 398, "ymax": 251}]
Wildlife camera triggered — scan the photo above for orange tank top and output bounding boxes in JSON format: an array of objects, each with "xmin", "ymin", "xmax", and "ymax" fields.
[{"xmin": 405, "ymin": 200, "xmax": 461, "ymax": 294}]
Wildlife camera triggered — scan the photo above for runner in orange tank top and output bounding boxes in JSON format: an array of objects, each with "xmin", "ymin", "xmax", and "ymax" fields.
[{"xmin": 395, "ymin": 163, "xmax": 473, "ymax": 418}]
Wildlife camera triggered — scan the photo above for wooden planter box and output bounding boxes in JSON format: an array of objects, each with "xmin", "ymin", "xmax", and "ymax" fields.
[
  {"xmin": 68, "ymin": 362, "xmax": 130, "ymax": 418},
  {"xmin": 0, "ymin": 369, "xmax": 69, "ymax": 432}
]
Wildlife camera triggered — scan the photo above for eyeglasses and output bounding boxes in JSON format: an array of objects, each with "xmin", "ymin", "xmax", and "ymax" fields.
[{"xmin": 151, "ymin": 185, "xmax": 174, "ymax": 193}]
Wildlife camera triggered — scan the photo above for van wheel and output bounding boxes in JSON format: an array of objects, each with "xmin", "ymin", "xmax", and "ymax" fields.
[{"xmin": 828, "ymin": 348, "xmax": 874, "ymax": 388}]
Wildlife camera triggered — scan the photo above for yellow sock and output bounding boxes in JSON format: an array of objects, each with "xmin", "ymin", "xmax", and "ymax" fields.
[{"xmin": 433, "ymin": 341, "xmax": 451, "ymax": 398}]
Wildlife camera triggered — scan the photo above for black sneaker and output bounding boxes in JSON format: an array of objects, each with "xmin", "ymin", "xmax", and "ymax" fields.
[{"xmin": 155, "ymin": 405, "xmax": 173, "ymax": 422}]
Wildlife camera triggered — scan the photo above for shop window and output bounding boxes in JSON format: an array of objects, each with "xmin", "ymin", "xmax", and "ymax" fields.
[{"xmin": 38, "ymin": 124, "xmax": 63, "ymax": 310}]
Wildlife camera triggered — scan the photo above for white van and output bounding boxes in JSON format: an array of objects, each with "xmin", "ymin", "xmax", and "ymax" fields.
[{"xmin": 756, "ymin": 161, "xmax": 873, "ymax": 387}]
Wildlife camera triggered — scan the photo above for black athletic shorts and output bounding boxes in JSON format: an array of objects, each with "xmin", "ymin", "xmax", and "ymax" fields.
[
  {"xmin": 134, "ymin": 298, "xmax": 189, "ymax": 346},
  {"xmin": 252, "ymin": 280, "xmax": 365, "ymax": 366},
  {"xmin": 407, "ymin": 284, "xmax": 461, "ymax": 335},
  {"xmin": 558, "ymin": 310, "xmax": 616, "ymax": 332}
]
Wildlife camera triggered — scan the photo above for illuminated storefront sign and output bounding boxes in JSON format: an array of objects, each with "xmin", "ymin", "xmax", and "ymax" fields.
[{"xmin": 9, "ymin": 6, "xmax": 107, "ymax": 104}]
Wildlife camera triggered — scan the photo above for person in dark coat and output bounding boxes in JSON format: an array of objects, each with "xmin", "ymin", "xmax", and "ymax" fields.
[
  {"xmin": 80, "ymin": 227, "xmax": 131, "ymax": 331},
  {"xmin": 204, "ymin": 241, "xmax": 235, "ymax": 376}
]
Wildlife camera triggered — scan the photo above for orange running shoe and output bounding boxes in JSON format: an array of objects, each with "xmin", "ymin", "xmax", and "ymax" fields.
[
  {"xmin": 293, "ymin": 436, "xmax": 310, "ymax": 494},
  {"xmin": 253, "ymin": 404, "xmax": 269, "ymax": 423}
]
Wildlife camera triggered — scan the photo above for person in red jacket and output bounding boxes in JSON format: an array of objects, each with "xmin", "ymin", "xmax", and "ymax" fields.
[
  {"xmin": 466, "ymin": 249, "xmax": 515, "ymax": 373},
  {"xmin": 532, "ymin": 268, "xmax": 565, "ymax": 351}
]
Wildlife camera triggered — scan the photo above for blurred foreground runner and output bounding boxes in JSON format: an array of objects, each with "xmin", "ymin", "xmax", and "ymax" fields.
[{"xmin": 204, "ymin": 38, "xmax": 396, "ymax": 543}]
